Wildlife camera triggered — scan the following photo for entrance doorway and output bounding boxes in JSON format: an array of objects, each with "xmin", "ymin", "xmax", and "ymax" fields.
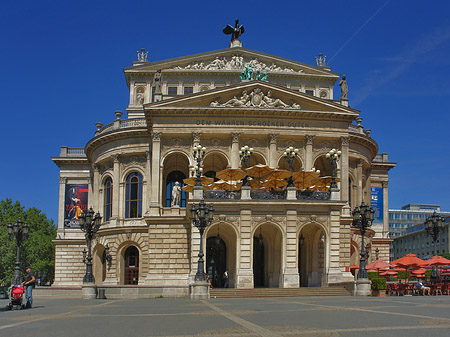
[
  {"xmin": 124, "ymin": 246, "xmax": 139, "ymax": 285},
  {"xmin": 206, "ymin": 236, "xmax": 227, "ymax": 288},
  {"xmin": 299, "ymin": 224, "xmax": 326, "ymax": 287},
  {"xmin": 253, "ymin": 236, "xmax": 265, "ymax": 287}
]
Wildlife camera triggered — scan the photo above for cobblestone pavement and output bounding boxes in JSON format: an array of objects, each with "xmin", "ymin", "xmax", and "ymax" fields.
[{"xmin": 1, "ymin": 296, "xmax": 450, "ymax": 337}]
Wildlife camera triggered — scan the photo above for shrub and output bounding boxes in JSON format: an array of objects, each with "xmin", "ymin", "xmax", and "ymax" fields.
[
  {"xmin": 371, "ymin": 277, "xmax": 387, "ymax": 290},
  {"xmin": 397, "ymin": 270, "xmax": 411, "ymax": 280},
  {"xmin": 368, "ymin": 271, "xmax": 379, "ymax": 280}
]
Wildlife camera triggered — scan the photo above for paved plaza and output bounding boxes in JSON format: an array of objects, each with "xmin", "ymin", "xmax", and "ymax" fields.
[{"xmin": 1, "ymin": 296, "xmax": 450, "ymax": 337}]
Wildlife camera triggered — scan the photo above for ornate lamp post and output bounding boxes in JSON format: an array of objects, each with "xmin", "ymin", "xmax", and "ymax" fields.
[
  {"xmin": 284, "ymin": 146, "xmax": 299, "ymax": 187},
  {"xmin": 375, "ymin": 247, "xmax": 379, "ymax": 260},
  {"xmin": 425, "ymin": 211, "xmax": 445, "ymax": 278},
  {"xmin": 325, "ymin": 148, "xmax": 341, "ymax": 190},
  {"xmin": 7, "ymin": 219, "xmax": 29, "ymax": 285},
  {"xmin": 78, "ymin": 207, "xmax": 102, "ymax": 283},
  {"xmin": 239, "ymin": 145, "xmax": 253, "ymax": 169},
  {"xmin": 352, "ymin": 202, "xmax": 374, "ymax": 279},
  {"xmin": 190, "ymin": 199, "xmax": 215, "ymax": 281},
  {"xmin": 192, "ymin": 144, "xmax": 206, "ymax": 186}
]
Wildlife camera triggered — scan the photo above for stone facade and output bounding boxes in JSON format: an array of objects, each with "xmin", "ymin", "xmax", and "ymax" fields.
[{"xmin": 52, "ymin": 44, "xmax": 396, "ymax": 295}]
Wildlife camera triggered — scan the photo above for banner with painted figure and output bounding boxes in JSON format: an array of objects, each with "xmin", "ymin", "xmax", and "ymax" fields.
[
  {"xmin": 64, "ymin": 184, "xmax": 88, "ymax": 228},
  {"xmin": 370, "ymin": 187, "xmax": 383, "ymax": 225}
]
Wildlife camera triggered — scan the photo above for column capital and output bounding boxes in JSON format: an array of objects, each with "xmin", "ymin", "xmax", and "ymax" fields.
[
  {"xmin": 305, "ymin": 135, "xmax": 315, "ymax": 145},
  {"xmin": 192, "ymin": 132, "xmax": 202, "ymax": 143},
  {"xmin": 357, "ymin": 158, "xmax": 364, "ymax": 167},
  {"xmin": 145, "ymin": 150, "xmax": 151, "ymax": 158},
  {"xmin": 269, "ymin": 133, "xmax": 278, "ymax": 144},
  {"xmin": 382, "ymin": 181, "xmax": 389, "ymax": 188},
  {"xmin": 340, "ymin": 136, "xmax": 350, "ymax": 146},
  {"xmin": 91, "ymin": 163, "xmax": 99, "ymax": 171},
  {"xmin": 231, "ymin": 132, "xmax": 241, "ymax": 143},
  {"xmin": 59, "ymin": 176, "xmax": 67, "ymax": 184},
  {"xmin": 111, "ymin": 154, "xmax": 120, "ymax": 163},
  {"xmin": 151, "ymin": 131, "xmax": 162, "ymax": 141}
]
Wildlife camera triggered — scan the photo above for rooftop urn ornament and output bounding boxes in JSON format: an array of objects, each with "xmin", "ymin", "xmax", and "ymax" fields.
[
  {"xmin": 137, "ymin": 48, "xmax": 149, "ymax": 62},
  {"xmin": 223, "ymin": 19, "xmax": 244, "ymax": 47}
]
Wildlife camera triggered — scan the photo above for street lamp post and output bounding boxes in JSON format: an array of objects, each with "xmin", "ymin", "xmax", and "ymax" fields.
[
  {"xmin": 284, "ymin": 146, "xmax": 299, "ymax": 187},
  {"xmin": 7, "ymin": 219, "xmax": 29, "ymax": 285},
  {"xmin": 425, "ymin": 211, "xmax": 445, "ymax": 278},
  {"xmin": 190, "ymin": 199, "xmax": 215, "ymax": 281},
  {"xmin": 78, "ymin": 207, "xmax": 102, "ymax": 283},
  {"xmin": 192, "ymin": 144, "xmax": 206, "ymax": 186},
  {"xmin": 352, "ymin": 202, "xmax": 374, "ymax": 279},
  {"xmin": 325, "ymin": 148, "xmax": 341, "ymax": 190}
]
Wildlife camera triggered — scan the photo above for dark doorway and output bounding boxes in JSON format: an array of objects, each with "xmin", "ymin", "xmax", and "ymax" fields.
[
  {"xmin": 206, "ymin": 236, "xmax": 227, "ymax": 288},
  {"xmin": 253, "ymin": 236, "xmax": 265, "ymax": 287},
  {"xmin": 124, "ymin": 246, "xmax": 139, "ymax": 285}
]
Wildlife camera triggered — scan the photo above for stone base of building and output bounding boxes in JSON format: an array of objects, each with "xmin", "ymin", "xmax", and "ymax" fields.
[
  {"xmin": 190, "ymin": 282, "xmax": 210, "ymax": 300},
  {"xmin": 82, "ymin": 284, "xmax": 97, "ymax": 299},
  {"xmin": 236, "ymin": 269, "xmax": 254, "ymax": 288}
]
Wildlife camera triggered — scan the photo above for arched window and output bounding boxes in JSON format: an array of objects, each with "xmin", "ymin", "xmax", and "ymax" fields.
[
  {"xmin": 165, "ymin": 170, "xmax": 186, "ymax": 207},
  {"xmin": 125, "ymin": 172, "xmax": 143, "ymax": 218},
  {"xmin": 103, "ymin": 177, "xmax": 113, "ymax": 222}
]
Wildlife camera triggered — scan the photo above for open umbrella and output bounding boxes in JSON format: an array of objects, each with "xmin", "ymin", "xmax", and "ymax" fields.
[
  {"xmin": 216, "ymin": 168, "xmax": 247, "ymax": 181},
  {"xmin": 246, "ymin": 164, "xmax": 274, "ymax": 179},
  {"xmin": 248, "ymin": 178, "xmax": 264, "ymax": 190},
  {"xmin": 182, "ymin": 185, "xmax": 194, "ymax": 193},
  {"xmin": 349, "ymin": 264, "xmax": 360, "ymax": 270},
  {"xmin": 210, "ymin": 180, "xmax": 243, "ymax": 191},
  {"xmin": 292, "ymin": 170, "xmax": 320, "ymax": 189},
  {"xmin": 183, "ymin": 176, "xmax": 214, "ymax": 186},
  {"xmin": 422, "ymin": 255, "xmax": 450, "ymax": 267},
  {"xmin": 391, "ymin": 253, "xmax": 426, "ymax": 269},
  {"xmin": 379, "ymin": 270, "xmax": 397, "ymax": 276},
  {"xmin": 411, "ymin": 268, "xmax": 427, "ymax": 275},
  {"xmin": 366, "ymin": 260, "xmax": 391, "ymax": 271},
  {"xmin": 311, "ymin": 176, "xmax": 341, "ymax": 190},
  {"xmin": 262, "ymin": 169, "xmax": 291, "ymax": 181},
  {"xmin": 261, "ymin": 179, "xmax": 288, "ymax": 191}
]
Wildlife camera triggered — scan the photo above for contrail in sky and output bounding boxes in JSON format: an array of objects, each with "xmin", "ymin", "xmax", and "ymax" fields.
[{"xmin": 328, "ymin": 0, "xmax": 391, "ymax": 63}]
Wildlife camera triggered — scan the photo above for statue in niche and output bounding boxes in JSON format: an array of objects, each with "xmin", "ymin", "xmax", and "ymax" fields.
[
  {"xmin": 339, "ymin": 75, "xmax": 348, "ymax": 100},
  {"xmin": 171, "ymin": 182, "xmax": 181, "ymax": 207},
  {"xmin": 152, "ymin": 70, "xmax": 162, "ymax": 95},
  {"xmin": 135, "ymin": 88, "xmax": 145, "ymax": 105}
]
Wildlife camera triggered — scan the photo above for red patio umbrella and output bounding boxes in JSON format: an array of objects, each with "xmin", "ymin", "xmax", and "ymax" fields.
[
  {"xmin": 391, "ymin": 254, "xmax": 426, "ymax": 269},
  {"xmin": 422, "ymin": 255, "xmax": 450, "ymax": 267},
  {"xmin": 349, "ymin": 264, "xmax": 359, "ymax": 270},
  {"xmin": 366, "ymin": 260, "xmax": 391, "ymax": 271}
]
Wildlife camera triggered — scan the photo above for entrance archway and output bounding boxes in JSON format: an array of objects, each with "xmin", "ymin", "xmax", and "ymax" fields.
[
  {"xmin": 206, "ymin": 222, "xmax": 237, "ymax": 288},
  {"xmin": 206, "ymin": 237, "xmax": 226, "ymax": 288},
  {"xmin": 253, "ymin": 223, "xmax": 282, "ymax": 288},
  {"xmin": 299, "ymin": 224, "xmax": 326, "ymax": 287},
  {"xmin": 124, "ymin": 246, "xmax": 139, "ymax": 285}
]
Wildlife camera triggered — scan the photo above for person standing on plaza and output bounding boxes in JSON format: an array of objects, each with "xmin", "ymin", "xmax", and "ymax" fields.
[
  {"xmin": 21, "ymin": 267, "xmax": 35, "ymax": 308},
  {"xmin": 223, "ymin": 270, "xmax": 229, "ymax": 288}
]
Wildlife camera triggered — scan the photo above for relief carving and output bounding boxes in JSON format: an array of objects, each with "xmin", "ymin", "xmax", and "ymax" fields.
[
  {"xmin": 151, "ymin": 132, "xmax": 162, "ymax": 141},
  {"xmin": 121, "ymin": 155, "xmax": 147, "ymax": 169},
  {"xmin": 99, "ymin": 161, "xmax": 114, "ymax": 175}
]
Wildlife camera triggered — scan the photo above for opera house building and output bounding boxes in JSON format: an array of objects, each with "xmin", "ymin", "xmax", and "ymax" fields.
[{"xmin": 52, "ymin": 33, "xmax": 395, "ymax": 298}]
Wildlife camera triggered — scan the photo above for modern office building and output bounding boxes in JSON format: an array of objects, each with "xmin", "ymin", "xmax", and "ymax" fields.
[{"xmin": 52, "ymin": 28, "xmax": 395, "ymax": 297}]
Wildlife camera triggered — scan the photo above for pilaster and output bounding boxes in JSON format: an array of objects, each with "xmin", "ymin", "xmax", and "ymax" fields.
[
  {"xmin": 356, "ymin": 159, "xmax": 363, "ymax": 205},
  {"xmin": 340, "ymin": 136, "xmax": 349, "ymax": 202},
  {"xmin": 282, "ymin": 209, "xmax": 300, "ymax": 288},
  {"xmin": 230, "ymin": 133, "xmax": 241, "ymax": 169},
  {"xmin": 268, "ymin": 133, "xmax": 278, "ymax": 168},
  {"xmin": 327, "ymin": 210, "xmax": 343, "ymax": 284},
  {"xmin": 236, "ymin": 208, "xmax": 253, "ymax": 288},
  {"xmin": 58, "ymin": 177, "xmax": 67, "ymax": 234},
  {"xmin": 111, "ymin": 155, "xmax": 120, "ymax": 223},
  {"xmin": 149, "ymin": 132, "xmax": 162, "ymax": 215},
  {"xmin": 305, "ymin": 135, "xmax": 314, "ymax": 170}
]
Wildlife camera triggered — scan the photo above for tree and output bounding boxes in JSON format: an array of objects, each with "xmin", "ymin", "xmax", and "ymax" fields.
[{"xmin": 0, "ymin": 198, "xmax": 56, "ymax": 285}]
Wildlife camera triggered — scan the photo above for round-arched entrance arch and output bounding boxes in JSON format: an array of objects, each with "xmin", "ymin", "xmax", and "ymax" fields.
[
  {"xmin": 124, "ymin": 246, "xmax": 139, "ymax": 285},
  {"xmin": 206, "ymin": 236, "xmax": 226, "ymax": 288},
  {"xmin": 299, "ymin": 224, "xmax": 326, "ymax": 287},
  {"xmin": 253, "ymin": 223, "xmax": 282, "ymax": 288}
]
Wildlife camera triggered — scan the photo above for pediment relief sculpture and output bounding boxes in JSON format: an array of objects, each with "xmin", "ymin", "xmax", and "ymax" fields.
[
  {"xmin": 210, "ymin": 88, "xmax": 301, "ymax": 109},
  {"xmin": 173, "ymin": 56, "xmax": 303, "ymax": 74}
]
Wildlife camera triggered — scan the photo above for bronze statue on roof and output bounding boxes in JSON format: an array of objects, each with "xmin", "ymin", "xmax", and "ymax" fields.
[{"xmin": 223, "ymin": 19, "xmax": 245, "ymax": 42}]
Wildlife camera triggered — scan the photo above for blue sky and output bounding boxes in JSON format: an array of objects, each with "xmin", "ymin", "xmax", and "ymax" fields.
[{"xmin": 1, "ymin": 0, "xmax": 449, "ymax": 222}]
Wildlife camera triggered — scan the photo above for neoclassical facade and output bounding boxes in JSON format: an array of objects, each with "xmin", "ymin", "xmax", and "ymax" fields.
[{"xmin": 52, "ymin": 42, "xmax": 395, "ymax": 296}]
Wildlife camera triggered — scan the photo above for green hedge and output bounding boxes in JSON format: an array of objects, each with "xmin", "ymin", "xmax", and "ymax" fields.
[
  {"xmin": 397, "ymin": 270, "xmax": 411, "ymax": 280},
  {"xmin": 371, "ymin": 277, "xmax": 387, "ymax": 290},
  {"xmin": 368, "ymin": 271, "xmax": 379, "ymax": 280}
]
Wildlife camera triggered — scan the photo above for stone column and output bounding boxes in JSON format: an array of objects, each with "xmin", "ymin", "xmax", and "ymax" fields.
[
  {"xmin": 282, "ymin": 209, "xmax": 300, "ymax": 287},
  {"xmin": 230, "ymin": 133, "xmax": 241, "ymax": 169},
  {"xmin": 149, "ymin": 132, "xmax": 162, "ymax": 215},
  {"xmin": 91, "ymin": 164, "xmax": 100, "ymax": 212},
  {"xmin": 382, "ymin": 181, "xmax": 389, "ymax": 238},
  {"xmin": 192, "ymin": 132, "xmax": 202, "ymax": 147},
  {"xmin": 111, "ymin": 155, "xmax": 120, "ymax": 224},
  {"xmin": 236, "ymin": 209, "xmax": 253, "ymax": 288},
  {"xmin": 145, "ymin": 150, "xmax": 151, "ymax": 211},
  {"xmin": 356, "ymin": 159, "xmax": 363, "ymax": 205},
  {"xmin": 58, "ymin": 177, "xmax": 66, "ymax": 234},
  {"xmin": 340, "ymin": 137, "xmax": 349, "ymax": 202},
  {"xmin": 268, "ymin": 134, "xmax": 278, "ymax": 168},
  {"xmin": 327, "ymin": 209, "xmax": 343, "ymax": 284},
  {"xmin": 305, "ymin": 135, "xmax": 314, "ymax": 170}
]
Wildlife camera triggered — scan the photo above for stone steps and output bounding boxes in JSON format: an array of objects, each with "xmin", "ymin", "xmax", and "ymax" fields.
[{"xmin": 210, "ymin": 287, "xmax": 351, "ymax": 298}]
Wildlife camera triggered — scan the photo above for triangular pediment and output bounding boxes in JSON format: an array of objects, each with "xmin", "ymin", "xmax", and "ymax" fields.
[
  {"xmin": 145, "ymin": 81, "xmax": 358, "ymax": 118},
  {"xmin": 125, "ymin": 47, "xmax": 339, "ymax": 79}
]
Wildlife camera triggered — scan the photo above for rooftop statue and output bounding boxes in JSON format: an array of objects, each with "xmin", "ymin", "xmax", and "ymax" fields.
[
  {"xmin": 137, "ymin": 48, "xmax": 149, "ymax": 62},
  {"xmin": 315, "ymin": 53, "xmax": 326, "ymax": 67},
  {"xmin": 339, "ymin": 75, "xmax": 348, "ymax": 100},
  {"xmin": 223, "ymin": 19, "xmax": 245, "ymax": 42}
]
